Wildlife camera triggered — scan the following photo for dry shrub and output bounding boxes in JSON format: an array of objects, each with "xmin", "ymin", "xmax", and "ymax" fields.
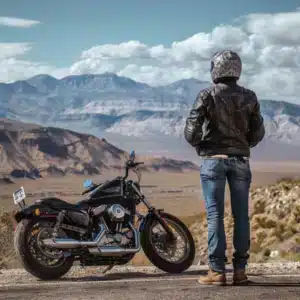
[{"xmin": 0, "ymin": 209, "xmax": 17, "ymax": 269}]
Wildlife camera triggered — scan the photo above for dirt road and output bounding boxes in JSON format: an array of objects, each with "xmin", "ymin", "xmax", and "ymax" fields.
[{"xmin": 1, "ymin": 264, "xmax": 300, "ymax": 300}]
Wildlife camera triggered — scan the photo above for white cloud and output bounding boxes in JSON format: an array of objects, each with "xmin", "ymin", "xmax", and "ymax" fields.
[
  {"xmin": 0, "ymin": 16, "xmax": 41, "ymax": 28},
  {"xmin": 0, "ymin": 43, "xmax": 31, "ymax": 59},
  {"xmin": 81, "ymin": 41, "xmax": 149, "ymax": 59},
  {"xmin": 0, "ymin": 58, "xmax": 54, "ymax": 83},
  {"xmin": 0, "ymin": 43, "xmax": 57, "ymax": 83},
  {"xmin": 1, "ymin": 9, "xmax": 300, "ymax": 102},
  {"xmin": 241, "ymin": 12, "xmax": 300, "ymax": 45},
  {"xmin": 65, "ymin": 9, "xmax": 300, "ymax": 102}
]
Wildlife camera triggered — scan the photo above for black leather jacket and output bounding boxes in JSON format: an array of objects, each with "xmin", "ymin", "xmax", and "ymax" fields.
[{"xmin": 184, "ymin": 80, "xmax": 265, "ymax": 157}]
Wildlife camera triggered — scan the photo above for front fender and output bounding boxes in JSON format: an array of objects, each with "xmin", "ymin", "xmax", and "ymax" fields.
[{"xmin": 14, "ymin": 204, "xmax": 59, "ymax": 223}]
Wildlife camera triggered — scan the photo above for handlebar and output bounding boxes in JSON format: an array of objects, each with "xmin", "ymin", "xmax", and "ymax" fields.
[
  {"xmin": 81, "ymin": 159, "xmax": 144, "ymax": 195},
  {"xmin": 123, "ymin": 161, "xmax": 144, "ymax": 180}
]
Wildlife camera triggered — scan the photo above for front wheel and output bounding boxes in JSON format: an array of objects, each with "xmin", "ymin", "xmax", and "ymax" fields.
[
  {"xmin": 14, "ymin": 218, "xmax": 74, "ymax": 280},
  {"xmin": 141, "ymin": 212, "xmax": 195, "ymax": 273}
]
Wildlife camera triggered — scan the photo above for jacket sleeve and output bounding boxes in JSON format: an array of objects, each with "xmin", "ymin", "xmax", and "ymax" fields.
[
  {"xmin": 184, "ymin": 90, "xmax": 207, "ymax": 147},
  {"xmin": 247, "ymin": 92, "xmax": 265, "ymax": 147}
]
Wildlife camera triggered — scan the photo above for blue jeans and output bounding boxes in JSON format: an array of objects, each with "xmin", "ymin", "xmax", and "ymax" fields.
[{"xmin": 200, "ymin": 157, "xmax": 252, "ymax": 273}]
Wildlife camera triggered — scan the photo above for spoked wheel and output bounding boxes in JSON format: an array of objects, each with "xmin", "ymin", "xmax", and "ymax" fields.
[
  {"xmin": 29, "ymin": 223, "xmax": 66, "ymax": 267},
  {"xmin": 141, "ymin": 212, "xmax": 195, "ymax": 273},
  {"xmin": 14, "ymin": 218, "xmax": 74, "ymax": 280}
]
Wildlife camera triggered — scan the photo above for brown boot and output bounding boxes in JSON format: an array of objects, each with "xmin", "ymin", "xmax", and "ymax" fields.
[
  {"xmin": 198, "ymin": 269, "xmax": 226, "ymax": 286},
  {"xmin": 233, "ymin": 269, "xmax": 249, "ymax": 285}
]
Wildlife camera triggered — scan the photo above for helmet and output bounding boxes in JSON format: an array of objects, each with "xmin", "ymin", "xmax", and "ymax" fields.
[{"xmin": 210, "ymin": 50, "xmax": 242, "ymax": 83}]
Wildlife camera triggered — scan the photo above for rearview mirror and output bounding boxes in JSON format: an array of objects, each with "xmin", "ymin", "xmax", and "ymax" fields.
[
  {"xmin": 83, "ymin": 179, "xmax": 93, "ymax": 189},
  {"xmin": 129, "ymin": 150, "xmax": 135, "ymax": 160}
]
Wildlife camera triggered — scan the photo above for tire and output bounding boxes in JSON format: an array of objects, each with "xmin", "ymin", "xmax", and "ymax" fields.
[
  {"xmin": 14, "ymin": 218, "xmax": 74, "ymax": 280},
  {"xmin": 141, "ymin": 212, "xmax": 195, "ymax": 273}
]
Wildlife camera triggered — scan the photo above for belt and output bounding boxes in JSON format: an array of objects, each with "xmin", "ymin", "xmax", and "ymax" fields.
[{"xmin": 201, "ymin": 154, "xmax": 249, "ymax": 160}]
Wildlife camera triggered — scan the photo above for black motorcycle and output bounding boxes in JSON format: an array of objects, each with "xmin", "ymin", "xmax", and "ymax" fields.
[{"xmin": 13, "ymin": 150, "xmax": 195, "ymax": 280}]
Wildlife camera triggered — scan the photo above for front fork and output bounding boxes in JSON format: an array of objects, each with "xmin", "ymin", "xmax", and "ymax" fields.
[
  {"xmin": 131, "ymin": 182, "xmax": 176, "ymax": 241},
  {"xmin": 150, "ymin": 208, "xmax": 176, "ymax": 241}
]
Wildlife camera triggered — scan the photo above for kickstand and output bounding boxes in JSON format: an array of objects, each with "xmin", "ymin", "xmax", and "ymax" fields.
[{"xmin": 102, "ymin": 264, "xmax": 114, "ymax": 274}]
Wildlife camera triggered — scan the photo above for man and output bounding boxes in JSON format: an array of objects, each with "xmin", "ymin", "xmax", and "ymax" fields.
[{"xmin": 184, "ymin": 50, "xmax": 265, "ymax": 286}]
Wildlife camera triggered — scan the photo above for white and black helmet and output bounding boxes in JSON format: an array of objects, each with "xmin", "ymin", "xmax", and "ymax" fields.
[{"xmin": 210, "ymin": 50, "xmax": 242, "ymax": 83}]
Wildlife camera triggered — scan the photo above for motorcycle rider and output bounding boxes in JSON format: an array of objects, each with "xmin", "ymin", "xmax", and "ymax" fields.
[{"xmin": 184, "ymin": 50, "xmax": 265, "ymax": 285}]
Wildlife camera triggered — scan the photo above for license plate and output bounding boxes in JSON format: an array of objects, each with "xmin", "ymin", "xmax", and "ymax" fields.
[{"xmin": 13, "ymin": 187, "xmax": 26, "ymax": 205}]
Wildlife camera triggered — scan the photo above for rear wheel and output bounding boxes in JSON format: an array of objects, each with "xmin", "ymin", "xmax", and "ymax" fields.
[
  {"xmin": 14, "ymin": 218, "xmax": 74, "ymax": 280},
  {"xmin": 141, "ymin": 212, "xmax": 195, "ymax": 273}
]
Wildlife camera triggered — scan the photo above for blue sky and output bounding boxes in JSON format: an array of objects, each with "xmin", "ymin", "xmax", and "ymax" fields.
[{"xmin": 1, "ymin": 0, "xmax": 299, "ymax": 66}]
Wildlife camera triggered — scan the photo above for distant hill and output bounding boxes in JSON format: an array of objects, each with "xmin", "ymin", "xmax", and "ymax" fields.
[{"xmin": 0, "ymin": 118, "xmax": 198, "ymax": 178}]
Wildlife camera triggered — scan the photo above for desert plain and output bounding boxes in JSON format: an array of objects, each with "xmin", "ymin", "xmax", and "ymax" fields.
[{"xmin": 1, "ymin": 160, "xmax": 300, "ymax": 216}]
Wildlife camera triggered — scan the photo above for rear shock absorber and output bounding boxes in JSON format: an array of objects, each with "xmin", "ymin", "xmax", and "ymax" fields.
[{"xmin": 52, "ymin": 210, "xmax": 66, "ymax": 238}]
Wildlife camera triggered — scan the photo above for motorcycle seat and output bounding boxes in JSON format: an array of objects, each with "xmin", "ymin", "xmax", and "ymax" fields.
[{"xmin": 37, "ymin": 197, "xmax": 88, "ymax": 211}]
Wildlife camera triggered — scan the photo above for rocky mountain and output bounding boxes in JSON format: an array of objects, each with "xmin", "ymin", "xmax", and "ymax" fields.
[
  {"xmin": 0, "ymin": 118, "xmax": 198, "ymax": 178},
  {"xmin": 0, "ymin": 73, "xmax": 300, "ymax": 160}
]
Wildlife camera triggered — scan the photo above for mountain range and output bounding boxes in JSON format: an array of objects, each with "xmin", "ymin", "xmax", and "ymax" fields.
[{"xmin": 0, "ymin": 73, "xmax": 300, "ymax": 161}]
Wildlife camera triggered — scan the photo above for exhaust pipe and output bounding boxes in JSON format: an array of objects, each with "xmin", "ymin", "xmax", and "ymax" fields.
[
  {"xmin": 42, "ymin": 223, "xmax": 141, "ymax": 256},
  {"xmin": 43, "ymin": 225, "xmax": 106, "ymax": 249},
  {"xmin": 88, "ymin": 223, "xmax": 141, "ymax": 256}
]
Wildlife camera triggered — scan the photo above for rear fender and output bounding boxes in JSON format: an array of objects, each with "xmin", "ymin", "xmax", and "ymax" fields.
[{"xmin": 14, "ymin": 204, "xmax": 59, "ymax": 223}]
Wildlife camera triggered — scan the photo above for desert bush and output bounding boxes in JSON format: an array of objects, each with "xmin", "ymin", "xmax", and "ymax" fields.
[
  {"xmin": 0, "ymin": 209, "xmax": 16, "ymax": 269},
  {"xmin": 255, "ymin": 229, "xmax": 267, "ymax": 244},
  {"xmin": 250, "ymin": 241, "xmax": 263, "ymax": 254},
  {"xmin": 293, "ymin": 205, "xmax": 300, "ymax": 222},
  {"xmin": 254, "ymin": 215, "xmax": 277, "ymax": 229},
  {"xmin": 276, "ymin": 177, "xmax": 300, "ymax": 185},
  {"xmin": 252, "ymin": 200, "xmax": 266, "ymax": 215},
  {"xmin": 262, "ymin": 248, "xmax": 271, "ymax": 257},
  {"xmin": 280, "ymin": 251, "xmax": 300, "ymax": 262},
  {"xmin": 295, "ymin": 236, "xmax": 300, "ymax": 245},
  {"xmin": 271, "ymin": 222, "xmax": 286, "ymax": 242},
  {"xmin": 265, "ymin": 218, "xmax": 277, "ymax": 229},
  {"xmin": 282, "ymin": 230, "xmax": 296, "ymax": 240}
]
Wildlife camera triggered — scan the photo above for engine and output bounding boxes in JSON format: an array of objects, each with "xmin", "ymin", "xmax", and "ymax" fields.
[
  {"xmin": 106, "ymin": 204, "xmax": 126, "ymax": 221},
  {"xmin": 92, "ymin": 204, "xmax": 132, "ymax": 224},
  {"xmin": 91, "ymin": 204, "xmax": 134, "ymax": 247}
]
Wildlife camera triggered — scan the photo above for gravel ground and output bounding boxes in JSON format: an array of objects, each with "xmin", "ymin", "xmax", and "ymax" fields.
[
  {"xmin": 1, "ymin": 262, "xmax": 300, "ymax": 285},
  {"xmin": 1, "ymin": 264, "xmax": 300, "ymax": 300}
]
